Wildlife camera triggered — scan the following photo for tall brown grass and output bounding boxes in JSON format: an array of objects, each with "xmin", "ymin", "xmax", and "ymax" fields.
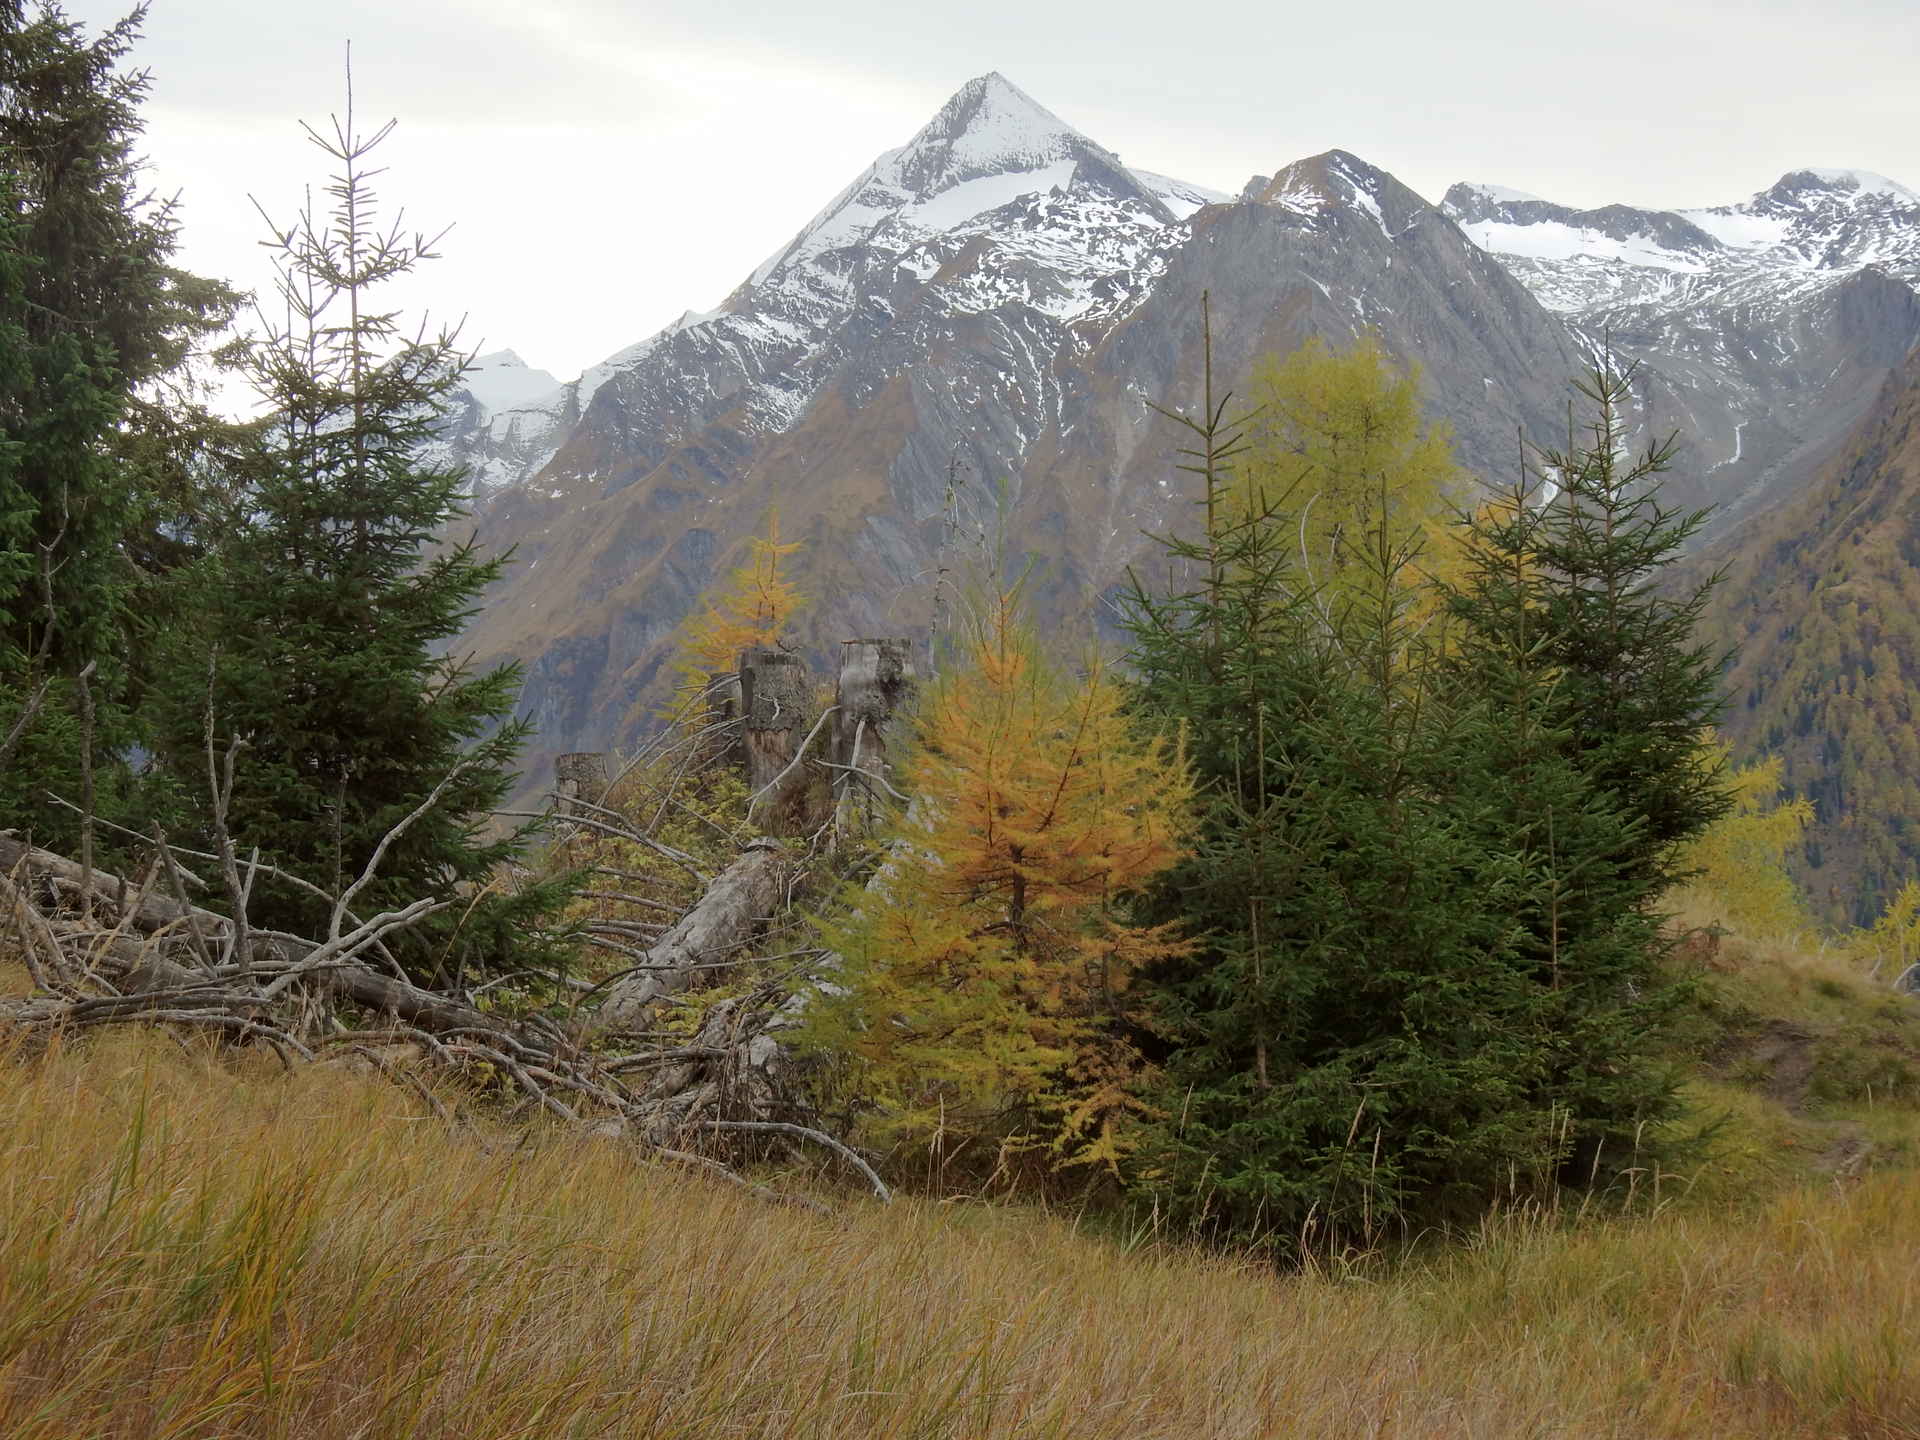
[{"xmin": 0, "ymin": 1030, "xmax": 1914, "ymax": 1438}]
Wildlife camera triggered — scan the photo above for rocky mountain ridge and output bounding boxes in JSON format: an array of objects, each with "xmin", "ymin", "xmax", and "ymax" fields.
[
  {"xmin": 427, "ymin": 75, "xmax": 1229, "ymax": 512},
  {"xmin": 1443, "ymin": 169, "xmax": 1920, "ymax": 528},
  {"xmin": 432, "ymin": 74, "xmax": 1920, "ymax": 806}
]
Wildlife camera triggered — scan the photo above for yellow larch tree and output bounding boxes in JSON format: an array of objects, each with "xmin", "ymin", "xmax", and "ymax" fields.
[
  {"xmin": 669, "ymin": 508, "xmax": 803, "ymax": 696},
  {"xmin": 1856, "ymin": 878, "xmax": 1920, "ymax": 984},
  {"xmin": 805, "ymin": 584, "xmax": 1193, "ymax": 1179},
  {"xmin": 1237, "ymin": 333, "xmax": 1466, "ymax": 625},
  {"xmin": 1682, "ymin": 753, "xmax": 1815, "ymax": 940}
]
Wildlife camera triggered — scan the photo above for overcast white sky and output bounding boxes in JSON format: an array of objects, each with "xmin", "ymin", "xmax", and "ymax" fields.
[{"xmin": 61, "ymin": 0, "xmax": 1920, "ymax": 385}]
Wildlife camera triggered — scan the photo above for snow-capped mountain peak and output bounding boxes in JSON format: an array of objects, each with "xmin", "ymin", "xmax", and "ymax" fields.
[
  {"xmin": 750, "ymin": 73, "xmax": 1166, "ymax": 291},
  {"xmin": 890, "ymin": 71, "xmax": 1101, "ymax": 197},
  {"xmin": 457, "ymin": 350, "xmax": 562, "ymax": 414},
  {"xmin": 1443, "ymin": 164, "xmax": 1920, "ymax": 316},
  {"xmin": 437, "ymin": 75, "xmax": 1232, "ymax": 505},
  {"xmin": 1260, "ymin": 152, "xmax": 1392, "ymax": 224},
  {"xmin": 1439, "ymin": 163, "xmax": 1920, "ymax": 538},
  {"xmin": 1249, "ymin": 151, "xmax": 1442, "ymax": 245},
  {"xmin": 1451, "ymin": 181, "xmax": 1547, "ymax": 208},
  {"xmin": 1758, "ymin": 168, "xmax": 1919, "ymax": 208},
  {"xmin": 430, "ymin": 75, "xmax": 1920, "ymax": 807}
]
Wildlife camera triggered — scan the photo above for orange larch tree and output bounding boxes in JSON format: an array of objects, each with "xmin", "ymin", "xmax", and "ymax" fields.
[{"xmin": 805, "ymin": 583, "xmax": 1193, "ymax": 1180}]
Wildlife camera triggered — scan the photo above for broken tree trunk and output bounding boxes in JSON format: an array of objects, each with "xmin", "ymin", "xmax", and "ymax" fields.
[
  {"xmin": 554, "ymin": 753, "xmax": 610, "ymax": 815},
  {"xmin": 327, "ymin": 966, "xmax": 508, "ymax": 1033},
  {"xmin": 834, "ymin": 639, "xmax": 915, "ymax": 830},
  {"xmin": 704, "ymin": 670, "xmax": 745, "ymax": 768},
  {"xmin": 739, "ymin": 649, "xmax": 813, "ymax": 835},
  {"xmin": 0, "ymin": 833, "xmax": 201, "ymax": 936},
  {"xmin": 597, "ymin": 837, "xmax": 788, "ymax": 1034}
]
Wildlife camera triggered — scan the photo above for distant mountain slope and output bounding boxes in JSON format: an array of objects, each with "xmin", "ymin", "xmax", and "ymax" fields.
[
  {"xmin": 1444, "ymin": 171, "xmax": 1920, "ymax": 533},
  {"xmin": 1692, "ymin": 343, "xmax": 1920, "ymax": 925},
  {"xmin": 435, "ymin": 75, "xmax": 1920, "ymax": 844},
  {"xmin": 445, "ymin": 75, "xmax": 1584, "ymax": 791}
]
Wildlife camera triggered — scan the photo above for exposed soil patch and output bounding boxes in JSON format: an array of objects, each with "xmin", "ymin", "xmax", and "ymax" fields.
[
  {"xmin": 1813, "ymin": 1125, "xmax": 1876, "ymax": 1177},
  {"xmin": 1709, "ymin": 1018, "xmax": 1819, "ymax": 1114}
]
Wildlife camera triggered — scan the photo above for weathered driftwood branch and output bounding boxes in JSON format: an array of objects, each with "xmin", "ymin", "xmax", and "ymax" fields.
[
  {"xmin": 597, "ymin": 837, "xmax": 789, "ymax": 1033},
  {"xmin": 1, "ymin": 833, "xmax": 489, "ymax": 1034},
  {"xmin": 324, "ymin": 963, "xmax": 503, "ymax": 1034}
]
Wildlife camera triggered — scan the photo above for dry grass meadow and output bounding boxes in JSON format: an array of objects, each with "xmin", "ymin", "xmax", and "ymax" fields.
[{"xmin": 2, "ymin": 982, "xmax": 1917, "ymax": 1439}]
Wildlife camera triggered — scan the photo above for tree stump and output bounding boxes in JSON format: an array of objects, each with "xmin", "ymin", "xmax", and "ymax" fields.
[
  {"xmin": 739, "ymin": 650, "xmax": 813, "ymax": 835},
  {"xmin": 554, "ymin": 752, "xmax": 609, "ymax": 815},
  {"xmin": 704, "ymin": 669, "xmax": 745, "ymax": 769},
  {"xmin": 835, "ymin": 639, "xmax": 915, "ymax": 832}
]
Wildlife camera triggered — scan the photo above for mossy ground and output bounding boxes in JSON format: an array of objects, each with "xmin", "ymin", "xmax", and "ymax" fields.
[{"xmin": 1660, "ymin": 896, "xmax": 1920, "ymax": 1205}]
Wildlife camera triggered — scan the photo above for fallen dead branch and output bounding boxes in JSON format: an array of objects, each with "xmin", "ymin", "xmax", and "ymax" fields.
[{"xmin": 0, "ymin": 825, "xmax": 861, "ymax": 1212}]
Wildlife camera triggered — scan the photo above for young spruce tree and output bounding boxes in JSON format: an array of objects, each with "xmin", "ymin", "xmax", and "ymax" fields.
[
  {"xmin": 1123, "ymin": 339, "xmax": 1725, "ymax": 1249},
  {"xmin": 1441, "ymin": 363, "xmax": 1729, "ymax": 1178},
  {"xmin": 150, "ymin": 94, "xmax": 556, "ymax": 978}
]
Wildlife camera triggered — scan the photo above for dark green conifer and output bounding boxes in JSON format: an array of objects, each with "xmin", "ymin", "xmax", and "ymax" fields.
[
  {"xmin": 1523, "ymin": 365, "xmax": 1728, "ymax": 882},
  {"xmin": 1442, "ymin": 364, "xmax": 1729, "ymax": 1176},
  {"xmin": 0, "ymin": 2, "xmax": 238, "ymax": 842},
  {"xmin": 1122, "ymin": 348, "xmax": 1727, "ymax": 1250},
  {"xmin": 1123, "ymin": 354, "xmax": 1534, "ymax": 1247},
  {"xmin": 150, "ymin": 94, "xmax": 558, "ymax": 979}
]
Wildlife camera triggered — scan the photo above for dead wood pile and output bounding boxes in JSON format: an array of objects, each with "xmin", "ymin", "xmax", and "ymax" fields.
[
  {"xmin": 0, "ymin": 830, "xmax": 887, "ymax": 1208},
  {"xmin": 1, "ymin": 639, "xmax": 918, "ymax": 1210}
]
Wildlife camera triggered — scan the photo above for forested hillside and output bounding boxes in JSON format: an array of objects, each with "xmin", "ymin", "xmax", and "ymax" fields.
[{"xmin": 1695, "ymin": 344, "xmax": 1920, "ymax": 926}]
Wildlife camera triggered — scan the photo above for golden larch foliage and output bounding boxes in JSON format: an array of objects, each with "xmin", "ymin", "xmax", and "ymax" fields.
[
  {"xmin": 1239, "ymin": 332, "xmax": 1466, "ymax": 621},
  {"xmin": 1681, "ymin": 752, "xmax": 1815, "ymax": 941},
  {"xmin": 1849, "ymin": 877, "xmax": 1920, "ymax": 984},
  {"xmin": 669, "ymin": 508, "xmax": 802, "ymax": 694},
  {"xmin": 806, "ymin": 586, "xmax": 1193, "ymax": 1176}
]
